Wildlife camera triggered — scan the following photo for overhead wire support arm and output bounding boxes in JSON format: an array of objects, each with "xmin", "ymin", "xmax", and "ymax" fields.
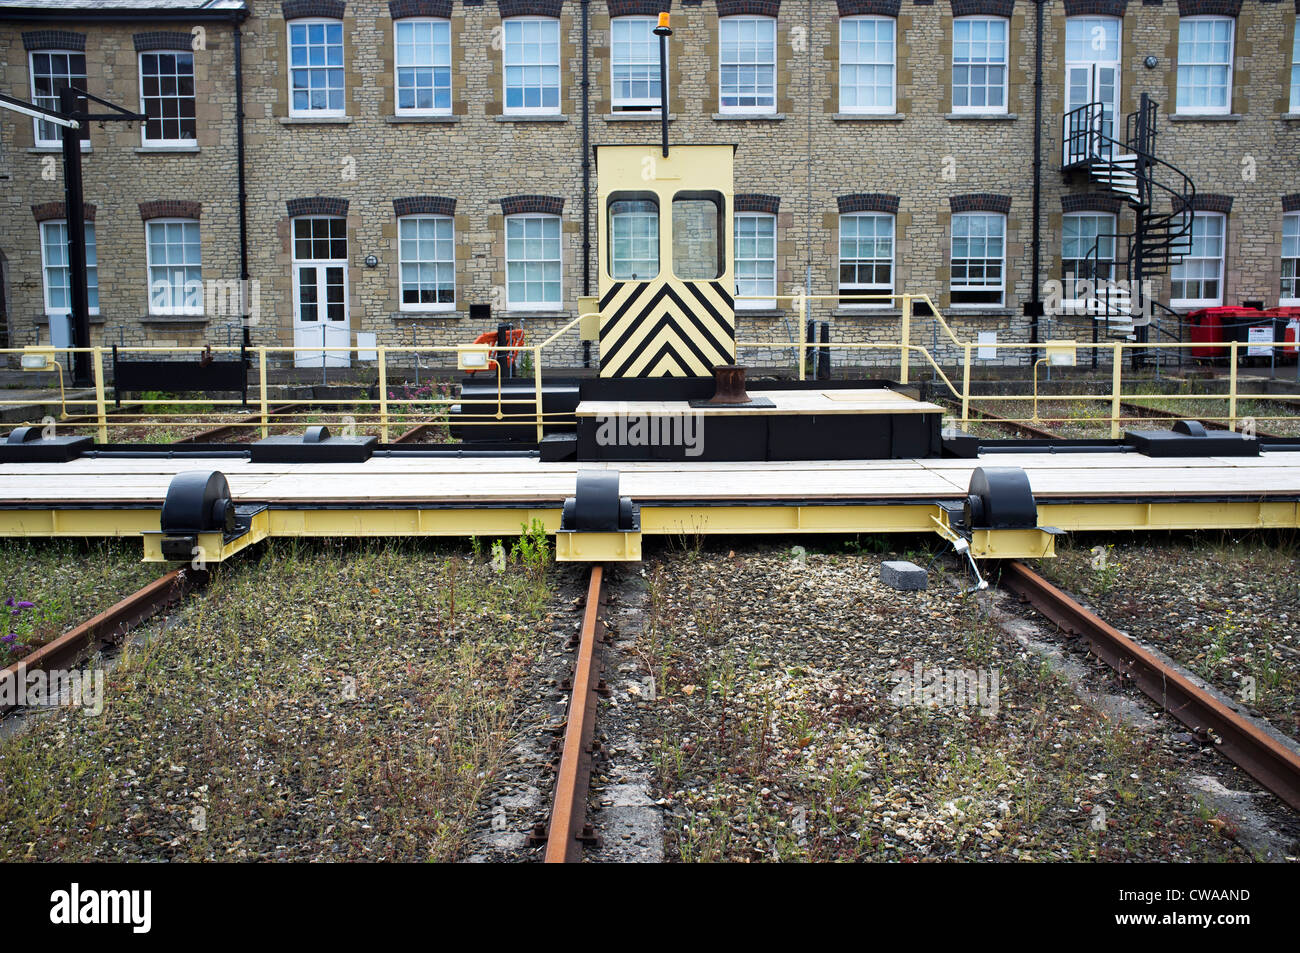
[{"xmin": 0, "ymin": 91, "xmax": 80, "ymax": 129}]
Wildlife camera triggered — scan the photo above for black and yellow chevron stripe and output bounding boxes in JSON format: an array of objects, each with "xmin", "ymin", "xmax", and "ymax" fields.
[{"xmin": 598, "ymin": 278, "xmax": 735, "ymax": 377}]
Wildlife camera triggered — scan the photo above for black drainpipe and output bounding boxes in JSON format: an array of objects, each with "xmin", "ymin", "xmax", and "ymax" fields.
[
  {"xmin": 1029, "ymin": 0, "xmax": 1045, "ymax": 353},
  {"xmin": 580, "ymin": 0, "xmax": 592, "ymax": 367},
  {"xmin": 233, "ymin": 16, "xmax": 250, "ymax": 348},
  {"xmin": 1024, "ymin": 0, "xmax": 1045, "ymax": 353}
]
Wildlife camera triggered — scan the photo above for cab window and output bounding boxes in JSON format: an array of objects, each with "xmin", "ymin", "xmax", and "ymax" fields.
[
  {"xmin": 608, "ymin": 192, "xmax": 659, "ymax": 280},
  {"xmin": 672, "ymin": 191, "xmax": 724, "ymax": 280}
]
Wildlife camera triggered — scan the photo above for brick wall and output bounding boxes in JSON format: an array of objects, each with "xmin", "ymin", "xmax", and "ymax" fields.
[{"xmin": 0, "ymin": 0, "xmax": 1297, "ymax": 372}]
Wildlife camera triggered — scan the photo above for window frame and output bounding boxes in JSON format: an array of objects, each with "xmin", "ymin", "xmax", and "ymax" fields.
[
  {"xmin": 1280, "ymin": 212, "xmax": 1299, "ymax": 306},
  {"xmin": 607, "ymin": 192, "xmax": 661, "ymax": 282},
  {"xmin": 1290, "ymin": 26, "xmax": 1300, "ymax": 114},
  {"xmin": 287, "ymin": 17, "xmax": 347, "ymax": 118},
  {"xmin": 39, "ymin": 219, "xmax": 99, "ymax": 316},
  {"xmin": 718, "ymin": 15, "xmax": 777, "ymax": 115},
  {"xmin": 397, "ymin": 213, "xmax": 456, "ymax": 312},
  {"xmin": 610, "ymin": 15, "xmax": 662, "ymax": 111},
  {"xmin": 951, "ymin": 15, "xmax": 1009, "ymax": 115},
  {"xmin": 145, "ymin": 217, "xmax": 203, "ymax": 316},
  {"xmin": 505, "ymin": 212, "xmax": 563, "ymax": 311},
  {"xmin": 1176, "ymin": 15, "xmax": 1235, "ymax": 117},
  {"xmin": 838, "ymin": 15, "xmax": 896, "ymax": 116},
  {"xmin": 1170, "ymin": 211, "xmax": 1227, "ymax": 308},
  {"xmin": 838, "ymin": 212, "xmax": 896, "ymax": 308},
  {"xmin": 29, "ymin": 49, "xmax": 88, "ymax": 147},
  {"xmin": 502, "ymin": 16, "xmax": 562, "ymax": 116},
  {"xmin": 734, "ymin": 211, "xmax": 777, "ymax": 310},
  {"xmin": 138, "ymin": 49, "xmax": 197, "ymax": 146},
  {"xmin": 949, "ymin": 211, "xmax": 1006, "ymax": 308},
  {"xmin": 393, "ymin": 17, "xmax": 453, "ymax": 117},
  {"xmin": 1061, "ymin": 211, "xmax": 1117, "ymax": 303}
]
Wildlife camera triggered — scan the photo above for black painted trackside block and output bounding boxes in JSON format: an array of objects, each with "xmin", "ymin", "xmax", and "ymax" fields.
[
  {"xmin": 561, "ymin": 470, "xmax": 639, "ymax": 532},
  {"xmin": 0, "ymin": 428, "xmax": 93, "ymax": 463},
  {"xmin": 964, "ymin": 467, "xmax": 1038, "ymax": 530},
  {"xmin": 1124, "ymin": 427, "xmax": 1259, "ymax": 457},
  {"xmin": 250, "ymin": 431, "xmax": 377, "ymax": 463},
  {"xmin": 540, "ymin": 434, "xmax": 578, "ymax": 462}
]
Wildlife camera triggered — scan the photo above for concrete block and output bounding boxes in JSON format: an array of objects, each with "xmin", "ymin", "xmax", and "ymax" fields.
[{"xmin": 881, "ymin": 559, "xmax": 928, "ymax": 591}]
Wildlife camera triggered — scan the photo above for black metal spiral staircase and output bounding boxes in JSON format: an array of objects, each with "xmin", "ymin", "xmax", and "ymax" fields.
[{"xmin": 1061, "ymin": 93, "xmax": 1195, "ymax": 366}]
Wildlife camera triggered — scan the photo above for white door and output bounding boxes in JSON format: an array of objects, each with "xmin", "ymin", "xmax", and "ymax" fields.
[
  {"xmin": 1065, "ymin": 17, "xmax": 1121, "ymax": 162},
  {"xmin": 291, "ymin": 217, "xmax": 350, "ymax": 368}
]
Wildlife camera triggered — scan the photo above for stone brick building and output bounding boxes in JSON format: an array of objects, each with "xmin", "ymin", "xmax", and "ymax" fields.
[{"xmin": 1, "ymin": 0, "xmax": 1297, "ymax": 371}]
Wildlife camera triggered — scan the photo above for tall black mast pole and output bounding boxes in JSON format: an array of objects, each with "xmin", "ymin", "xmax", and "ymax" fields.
[
  {"xmin": 59, "ymin": 86, "xmax": 91, "ymax": 387},
  {"xmin": 654, "ymin": 13, "xmax": 672, "ymax": 158}
]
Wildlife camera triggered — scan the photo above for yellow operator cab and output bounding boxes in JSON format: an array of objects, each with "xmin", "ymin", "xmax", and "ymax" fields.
[{"xmin": 594, "ymin": 143, "xmax": 736, "ymax": 378}]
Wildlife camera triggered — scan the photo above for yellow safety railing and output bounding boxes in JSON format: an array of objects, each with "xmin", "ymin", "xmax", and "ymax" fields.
[{"xmin": 2, "ymin": 301, "xmax": 1295, "ymax": 446}]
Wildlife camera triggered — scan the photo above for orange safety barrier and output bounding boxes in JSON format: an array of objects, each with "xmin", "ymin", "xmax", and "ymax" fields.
[{"xmin": 467, "ymin": 328, "xmax": 525, "ymax": 374}]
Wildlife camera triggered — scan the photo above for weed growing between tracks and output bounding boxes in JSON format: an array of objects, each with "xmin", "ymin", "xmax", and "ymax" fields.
[
  {"xmin": 640, "ymin": 546, "xmax": 1257, "ymax": 862},
  {"xmin": 0, "ymin": 534, "xmax": 555, "ymax": 861},
  {"xmin": 1035, "ymin": 533, "xmax": 1300, "ymax": 734},
  {"xmin": 0, "ymin": 540, "xmax": 161, "ymax": 663}
]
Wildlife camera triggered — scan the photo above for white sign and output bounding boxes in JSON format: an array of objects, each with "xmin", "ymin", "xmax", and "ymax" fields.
[
  {"xmin": 356, "ymin": 331, "xmax": 378, "ymax": 362},
  {"xmin": 1247, "ymin": 325, "xmax": 1272, "ymax": 358},
  {"xmin": 977, "ymin": 331, "xmax": 998, "ymax": 361}
]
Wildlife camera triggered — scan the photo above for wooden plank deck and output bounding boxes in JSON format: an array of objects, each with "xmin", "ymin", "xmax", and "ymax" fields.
[
  {"xmin": 575, "ymin": 388, "xmax": 945, "ymax": 417},
  {"xmin": 1, "ymin": 450, "xmax": 1299, "ymax": 506}
]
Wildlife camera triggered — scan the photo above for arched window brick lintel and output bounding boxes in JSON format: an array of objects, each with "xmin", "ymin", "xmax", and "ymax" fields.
[
  {"xmin": 33, "ymin": 202, "xmax": 97, "ymax": 223},
  {"xmin": 394, "ymin": 196, "xmax": 457, "ymax": 217},
  {"xmin": 949, "ymin": 194, "xmax": 1012, "ymax": 215},
  {"xmin": 139, "ymin": 200, "xmax": 202, "ymax": 221},
  {"xmin": 287, "ymin": 197, "xmax": 350, "ymax": 218},
  {"xmin": 499, "ymin": 195, "xmax": 565, "ymax": 216},
  {"xmin": 838, "ymin": 194, "xmax": 900, "ymax": 215},
  {"xmin": 736, "ymin": 194, "xmax": 781, "ymax": 214}
]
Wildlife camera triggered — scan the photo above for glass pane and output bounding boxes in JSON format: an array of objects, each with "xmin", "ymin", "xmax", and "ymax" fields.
[{"xmin": 672, "ymin": 193, "xmax": 722, "ymax": 280}]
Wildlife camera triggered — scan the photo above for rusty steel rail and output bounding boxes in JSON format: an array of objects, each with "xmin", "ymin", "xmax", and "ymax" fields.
[
  {"xmin": 1002, "ymin": 561, "xmax": 1300, "ymax": 813},
  {"xmin": 947, "ymin": 402, "xmax": 1063, "ymax": 440},
  {"xmin": 176, "ymin": 403, "xmax": 299, "ymax": 443},
  {"xmin": 1118, "ymin": 401, "xmax": 1282, "ymax": 440},
  {"xmin": 1, "ymin": 568, "xmax": 201, "ymax": 714},
  {"xmin": 543, "ymin": 564, "xmax": 607, "ymax": 863},
  {"xmin": 392, "ymin": 423, "xmax": 432, "ymax": 444}
]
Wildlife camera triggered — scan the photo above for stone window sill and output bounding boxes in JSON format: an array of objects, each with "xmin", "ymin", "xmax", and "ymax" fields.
[
  {"xmin": 503, "ymin": 310, "xmax": 571, "ymax": 320},
  {"xmin": 712, "ymin": 112, "xmax": 785, "ymax": 121},
  {"xmin": 35, "ymin": 313, "xmax": 105, "ymax": 325},
  {"xmin": 279, "ymin": 116, "xmax": 352, "ymax": 125},
  {"xmin": 604, "ymin": 112, "xmax": 677, "ymax": 121},
  {"xmin": 386, "ymin": 114, "xmax": 460, "ymax": 124},
  {"xmin": 735, "ymin": 308, "xmax": 785, "ymax": 318},
  {"xmin": 1167, "ymin": 113, "xmax": 1242, "ymax": 122},
  {"xmin": 392, "ymin": 310, "xmax": 460, "ymax": 320},
  {"xmin": 832, "ymin": 112, "xmax": 906, "ymax": 122},
  {"xmin": 832, "ymin": 308, "xmax": 903, "ymax": 318},
  {"xmin": 140, "ymin": 314, "xmax": 208, "ymax": 325},
  {"xmin": 495, "ymin": 114, "xmax": 568, "ymax": 123},
  {"xmin": 135, "ymin": 145, "xmax": 200, "ymax": 153},
  {"xmin": 1282, "ymin": 113, "xmax": 1300, "ymax": 121},
  {"xmin": 28, "ymin": 143, "xmax": 91, "ymax": 153},
  {"xmin": 945, "ymin": 307, "xmax": 1015, "ymax": 317},
  {"xmin": 945, "ymin": 112, "xmax": 1017, "ymax": 121}
]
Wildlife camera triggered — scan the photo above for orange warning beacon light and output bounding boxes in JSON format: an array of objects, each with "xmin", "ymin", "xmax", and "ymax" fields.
[{"xmin": 657, "ymin": 12, "xmax": 670, "ymax": 29}]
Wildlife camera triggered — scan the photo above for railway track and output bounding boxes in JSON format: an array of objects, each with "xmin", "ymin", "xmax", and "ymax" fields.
[
  {"xmin": 1001, "ymin": 560, "xmax": 1300, "ymax": 813},
  {"xmin": 0, "ymin": 568, "xmax": 203, "ymax": 716},
  {"xmin": 538, "ymin": 564, "xmax": 608, "ymax": 863},
  {"xmin": 1118, "ymin": 401, "xmax": 1284, "ymax": 440}
]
